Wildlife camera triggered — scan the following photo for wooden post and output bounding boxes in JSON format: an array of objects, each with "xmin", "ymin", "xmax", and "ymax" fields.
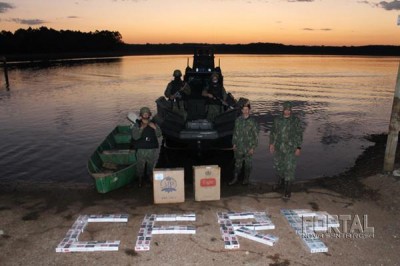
[
  {"xmin": 383, "ymin": 62, "xmax": 400, "ymax": 172},
  {"xmin": 2, "ymin": 56, "xmax": 9, "ymax": 90}
]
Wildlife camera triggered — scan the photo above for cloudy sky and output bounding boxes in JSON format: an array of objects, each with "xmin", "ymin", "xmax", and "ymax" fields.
[{"xmin": 1, "ymin": 0, "xmax": 400, "ymax": 46}]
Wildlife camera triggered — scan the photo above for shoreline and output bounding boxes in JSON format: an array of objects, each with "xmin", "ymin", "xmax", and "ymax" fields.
[
  {"xmin": 0, "ymin": 133, "xmax": 394, "ymax": 199},
  {"xmin": 3, "ymin": 50, "xmax": 400, "ymax": 66},
  {"xmin": 0, "ymin": 134, "xmax": 399, "ymax": 265}
]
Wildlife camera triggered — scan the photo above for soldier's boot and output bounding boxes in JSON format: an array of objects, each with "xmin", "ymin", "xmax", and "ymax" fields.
[
  {"xmin": 228, "ymin": 173, "xmax": 239, "ymax": 186},
  {"xmin": 283, "ymin": 181, "xmax": 292, "ymax": 199},
  {"xmin": 242, "ymin": 175, "xmax": 250, "ymax": 185}
]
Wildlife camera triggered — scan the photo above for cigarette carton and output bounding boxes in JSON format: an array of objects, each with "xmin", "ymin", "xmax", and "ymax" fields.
[
  {"xmin": 193, "ymin": 165, "xmax": 220, "ymax": 201},
  {"xmin": 153, "ymin": 168, "xmax": 185, "ymax": 204}
]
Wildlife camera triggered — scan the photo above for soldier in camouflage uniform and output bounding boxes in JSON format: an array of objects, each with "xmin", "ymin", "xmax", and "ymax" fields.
[
  {"xmin": 269, "ymin": 101, "xmax": 303, "ymax": 199},
  {"xmin": 202, "ymin": 72, "xmax": 228, "ymax": 121},
  {"xmin": 132, "ymin": 107, "xmax": 162, "ymax": 188},
  {"xmin": 164, "ymin": 69, "xmax": 191, "ymax": 120},
  {"xmin": 228, "ymin": 101, "xmax": 259, "ymax": 186}
]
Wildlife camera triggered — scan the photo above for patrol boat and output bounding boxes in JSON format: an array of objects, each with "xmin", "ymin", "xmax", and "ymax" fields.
[{"xmin": 154, "ymin": 47, "xmax": 246, "ymax": 150}]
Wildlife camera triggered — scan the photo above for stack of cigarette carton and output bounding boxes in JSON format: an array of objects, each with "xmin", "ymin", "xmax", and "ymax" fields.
[
  {"xmin": 281, "ymin": 209, "xmax": 340, "ymax": 253},
  {"xmin": 56, "ymin": 214, "xmax": 128, "ymax": 253},
  {"xmin": 135, "ymin": 214, "xmax": 155, "ymax": 251},
  {"xmin": 217, "ymin": 211, "xmax": 278, "ymax": 249},
  {"xmin": 235, "ymin": 227, "xmax": 279, "ymax": 246},
  {"xmin": 218, "ymin": 215, "xmax": 240, "ymax": 249},
  {"xmin": 154, "ymin": 213, "xmax": 196, "ymax": 222},
  {"xmin": 312, "ymin": 211, "xmax": 340, "ymax": 231},
  {"xmin": 87, "ymin": 214, "xmax": 129, "ymax": 222},
  {"xmin": 134, "ymin": 213, "xmax": 197, "ymax": 252},
  {"xmin": 152, "ymin": 225, "xmax": 196, "ymax": 234}
]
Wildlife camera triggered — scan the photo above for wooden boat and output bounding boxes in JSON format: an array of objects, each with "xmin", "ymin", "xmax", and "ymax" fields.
[
  {"xmin": 87, "ymin": 125, "xmax": 137, "ymax": 193},
  {"xmin": 154, "ymin": 46, "xmax": 246, "ymax": 150}
]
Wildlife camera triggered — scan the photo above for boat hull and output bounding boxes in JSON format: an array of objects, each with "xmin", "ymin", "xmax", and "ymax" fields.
[
  {"xmin": 154, "ymin": 46, "xmax": 247, "ymax": 151},
  {"xmin": 87, "ymin": 125, "xmax": 137, "ymax": 193}
]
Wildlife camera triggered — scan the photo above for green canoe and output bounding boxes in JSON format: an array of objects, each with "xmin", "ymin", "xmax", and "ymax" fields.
[{"xmin": 87, "ymin": 125, "xmax": 137, "ymax": 193}]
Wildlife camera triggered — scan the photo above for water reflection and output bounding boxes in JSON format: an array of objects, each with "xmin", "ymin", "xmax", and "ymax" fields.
[{"xmin": 0, "ymin": 55, "xmax": 397, "ymax": 185}]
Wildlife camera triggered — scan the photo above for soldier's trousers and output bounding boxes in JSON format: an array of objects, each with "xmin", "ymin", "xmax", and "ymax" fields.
[
  {"xmin": 206, "ymin": 104, "xmax": 223, "ymax": 121},
  {"xmin": 234, "ymin": 150, "xmax": 253, "ymax": 178},
  {"xmin": 171, "ymin": 102, "xmax": 187, "ymax": 120},
  {"xmin": 136, "ymin": 149, "xmax": 157, "ymax": 180},
  {"xmin": 273, "ymin": 150, "xmax": 297, "ymax": 181}
]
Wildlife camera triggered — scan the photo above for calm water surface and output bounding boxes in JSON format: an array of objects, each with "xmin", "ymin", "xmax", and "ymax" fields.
[{"xmin": 0, "ymin": 55, "xmax": 398, "ymax": 186}]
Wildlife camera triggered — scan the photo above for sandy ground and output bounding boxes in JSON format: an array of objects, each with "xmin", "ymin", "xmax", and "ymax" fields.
[{"xmin": 0, "ymin": 171, "xmax": 399, "ymax": 266}]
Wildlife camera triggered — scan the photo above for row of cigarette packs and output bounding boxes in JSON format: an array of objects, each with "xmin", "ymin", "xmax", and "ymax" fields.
[
  {"xmin": 281, "ymin": 209, "xmax": 337, "ymax": 253},
  {"xmin": 134, "ymin": 213, "xmax": 197, "ymax": 252},
  {"xmin": 56, "ymin": 210, "xmax": 337, "ymax": 253},
  {"xmin": 56, "ymin": 214, "xmax": 129, "ymax": 253},
  {"xmin": 217, "ymin": 211, "xmax": 278, "ymax": 249}
]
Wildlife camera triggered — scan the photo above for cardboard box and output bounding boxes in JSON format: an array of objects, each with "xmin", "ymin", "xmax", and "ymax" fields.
[
  {"xmin": 153, "ymin": 168, "xmax": 185, "ymax": 204},
  {"xmin": 193, "ymin": 165, "xmax": 220, "ymax": 201}
]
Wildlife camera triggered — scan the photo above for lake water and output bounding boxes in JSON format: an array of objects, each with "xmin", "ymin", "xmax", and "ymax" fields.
[{"xmin": 0, "ymin": 55, "xmax": 398, "ymax": 187}]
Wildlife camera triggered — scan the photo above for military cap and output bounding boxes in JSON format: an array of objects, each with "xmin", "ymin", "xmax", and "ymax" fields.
[{"xmin": 139, "ymin": 106, "xmax": 151, "ymax": 115}]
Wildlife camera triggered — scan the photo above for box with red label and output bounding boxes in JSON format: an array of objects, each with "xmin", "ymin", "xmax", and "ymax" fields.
[
  {"xmin": 193, "ymin": 165, "xmax": 220, "ymax": 201},
  {"xmin": 153, "ymin": 168, "xmax": 185, "ymax": 204}
]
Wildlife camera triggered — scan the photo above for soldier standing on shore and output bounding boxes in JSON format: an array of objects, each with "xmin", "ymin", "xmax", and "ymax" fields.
[
  {"xmin": 228, "ymin": 101, "xmax": 259, "ymax": 186},
  {"xmin": 269, "ymin": 101, "xmax": 303, "ymax": 199},
  {"xmin": 132, "ymin": 107, "xmax": 162, "ymax": 188}
]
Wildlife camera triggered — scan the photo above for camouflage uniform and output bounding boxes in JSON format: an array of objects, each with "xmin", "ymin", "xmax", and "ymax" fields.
[
  {"xmin": 164, "ymin": 79, "xmax": 191, "ymax": 120},
  {"xmin": 202, "ymin": 73, "xmax": 227, "ymax": 121},
  {"xmin": 131, "ymin": 109, "xmax": 162, "ymax": 186},
  {"xmin": 269, "ymin": 106, "xmax": 303, "ymax": 182},
  {"xmin": 231, "ymin": 115, "xmax": 259, "ymax": 184}
]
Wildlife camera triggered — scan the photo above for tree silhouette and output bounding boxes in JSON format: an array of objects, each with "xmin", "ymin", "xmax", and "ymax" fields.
[
  {"xmin": 0, "ymin": 27, "xmax": 123, "ymax": 54},
  {"xmin": 1, "ymin": 27, "xmax": 399, "ymax": 58}
]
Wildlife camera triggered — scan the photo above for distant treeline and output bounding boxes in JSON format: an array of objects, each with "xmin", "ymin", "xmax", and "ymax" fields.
[
  {"xmin": 0, "ymin": 27, "xmax": 123, "ymax": 54},
  {"xmin": 123, "ymin": 43, "xmax": 400, "ymax": 56},
  {"xmin": 1, "ymin": 27, "xmax": 400, "ymax": 61}
]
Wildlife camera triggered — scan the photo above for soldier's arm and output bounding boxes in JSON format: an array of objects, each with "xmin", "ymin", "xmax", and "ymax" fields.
[
  {"xmin": 182, "ymin": 82, "xmax": 191, "ymax": 95},
  {"xmin": 202, "ymin": 87, "xmax": 213, "ymax": 98},
  {"xmin": 232, "ymin": 119, "xmax": 239, "ymax": 146},
  {"xmin": 131, "ymin": 124, "xmax": 142, "ymax": 140},
  {"xmin": 164, "ymin": 82, "xmax": 172, "ymax": 98},
  {"xmin": 155, "ymin": 123, "xmax": 162, "ymax": 138},
  {"xmin": 294, "ymin": 117, "xmax": 303, "ymax": 148},
  {"xmin": 269, "ymin": 118, "xmax": 277, "ymax": 145},
  {"xmin": 251, "ymin": 119, "xmax": 259, "ymax": 149},
  {"xmin": 221, "ymin": 86, "xmax": 228, "ymax": 101}
]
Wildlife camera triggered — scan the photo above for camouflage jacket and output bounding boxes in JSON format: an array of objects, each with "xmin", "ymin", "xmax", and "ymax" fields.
[
  {"xmin": 232, "ymin": 115, "xmax": 259, "ymax": 151},
  {"xmin": 164, "ymin": 80, "xmax": 191, "ymax": 100},
  {"xmin": 269, "ymin": 115, "xmax": 303, "ymax": 153}
]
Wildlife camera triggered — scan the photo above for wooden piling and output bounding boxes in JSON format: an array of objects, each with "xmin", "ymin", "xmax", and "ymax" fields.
[
  {"xmin": 2, "ymin": 56, "xmax": 9, "ymax": 89},
  {"xmin": 383, "ymin": 62, "xmax": 400, "ymax": 172}
]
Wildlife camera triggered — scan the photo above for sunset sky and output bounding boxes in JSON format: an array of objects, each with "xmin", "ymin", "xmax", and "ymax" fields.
[{"xmin": 1, "ymin": 0, "xmax": 400, "ymax": 46}]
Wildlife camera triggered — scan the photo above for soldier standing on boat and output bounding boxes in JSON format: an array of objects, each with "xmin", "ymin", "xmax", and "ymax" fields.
[
  {"xmin": 202, "ymin": 72, "xmax": 227, "ymax": 121},
  {"xmin": 269, "ymin": 101, "xmax": 303, "ymax": 199},
  {"xmin": 228, "ymin": 101, "xmax": 259, "ymax": 186},
  {"xmin": 164, "ymin": 69, "xmax": 191, "ymax": 120},
  {"xmin": 131, "ymin": 107, "xmax": 162, "ymax": 188}
]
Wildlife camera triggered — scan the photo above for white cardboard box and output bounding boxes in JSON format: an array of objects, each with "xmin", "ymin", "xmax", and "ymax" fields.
[{"xmin": 153, "ymin": 168, "xmax": 185, "ymax": 204}]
